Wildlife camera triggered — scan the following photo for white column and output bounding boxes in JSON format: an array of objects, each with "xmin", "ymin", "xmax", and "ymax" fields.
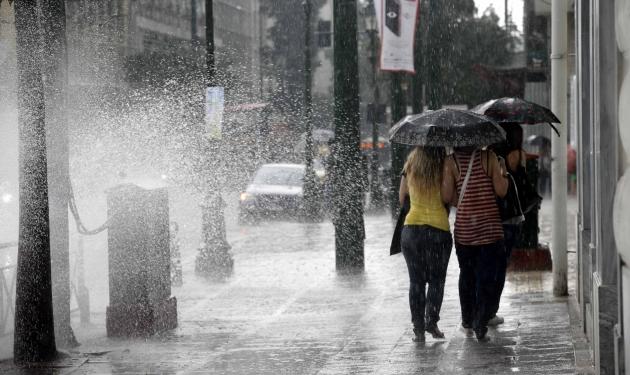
[{"xmin": 551, "ymin": 0, "xmax": 568, "ymax": 296}]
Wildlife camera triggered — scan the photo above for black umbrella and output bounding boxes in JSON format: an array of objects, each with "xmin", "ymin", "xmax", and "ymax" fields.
[
  {"xmin": 472, "ymin": 97, "xmax": 561, "ymax": 136},
  {"xmin": 526, "ymin": 134, "xmax": 551, "ymax": 147},
  {"xmin": 389, "ymin": 108, "xmax": 506, "ymax": 147}
]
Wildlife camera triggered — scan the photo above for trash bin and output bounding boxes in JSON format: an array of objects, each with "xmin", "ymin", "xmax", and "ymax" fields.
[{"xmin": 106, "ymin": 184, "xmax": 177, "ymax": 337}]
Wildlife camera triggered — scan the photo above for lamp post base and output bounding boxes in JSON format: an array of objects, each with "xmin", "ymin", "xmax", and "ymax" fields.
[{"xmin": 195, "ymin": 244, "xmax": 234, "ymax": 280}]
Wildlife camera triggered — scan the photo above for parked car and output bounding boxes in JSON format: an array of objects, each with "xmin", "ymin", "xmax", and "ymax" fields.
[{"xmin": 239, "ymin": 163, "xmax": 323, "ymax": 223}]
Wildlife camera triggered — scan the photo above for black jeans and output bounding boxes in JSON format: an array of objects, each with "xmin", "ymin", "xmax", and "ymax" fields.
[
  {"xmin": 401, "ymin": 225, "xmax": 452, "ymax": 331},
  {"xmin": 489, "ymin": 224, "xmax": 522, "ymax": 318},
  {"xmin": 455, "ymin": 240, "xmax": 504, "ymax": 334}
]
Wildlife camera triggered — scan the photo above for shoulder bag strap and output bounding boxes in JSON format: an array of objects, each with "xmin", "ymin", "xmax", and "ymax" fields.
[{"xmin": 457, "ymin": 150, "xmax": 476, "ymax": 208}]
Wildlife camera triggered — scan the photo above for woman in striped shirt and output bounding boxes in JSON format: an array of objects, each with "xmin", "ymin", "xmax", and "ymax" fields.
[{"xmin": 442, "ymin": 146, "xmax": 508, "ymax": 341}]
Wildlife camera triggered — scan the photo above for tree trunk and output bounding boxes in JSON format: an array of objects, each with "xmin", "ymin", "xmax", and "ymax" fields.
[
  {"xmin": 14, "ymin": 0, "xmax": 57, "ymax": 363},
  {"xmin": 333, "ymin": 0, "xmax": 364, "ymax": 270},
  {"xmin": 40, "ymin": 0, "xmax": 78, "ymax": 349}
]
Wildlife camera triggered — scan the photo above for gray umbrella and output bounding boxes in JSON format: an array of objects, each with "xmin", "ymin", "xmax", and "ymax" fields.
[{"xmin": 389, "ymin": 108, "xmax": 506, "ymax": 147}]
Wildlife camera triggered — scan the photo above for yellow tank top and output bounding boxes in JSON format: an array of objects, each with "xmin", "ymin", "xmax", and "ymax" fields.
[{"xmin": 404, "ymin": 182, "xmax": 450, "ymax": 232}]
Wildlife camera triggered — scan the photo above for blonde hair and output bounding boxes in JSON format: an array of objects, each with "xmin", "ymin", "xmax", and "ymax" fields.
[{"xmin": 404, "ymin": 146, "xmax": 446, "ymax": 192}]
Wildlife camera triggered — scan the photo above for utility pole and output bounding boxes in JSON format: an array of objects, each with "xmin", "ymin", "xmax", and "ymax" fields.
[
  {"xmin": 40, "ymin": 0, "xmax": 78, "ymax": 349},
  {"xmin": 551, "ymin": 0, "xmax": 568, "ymax": 296},
  {"xmin": 195, "ymin": 0, "xmax": 234, "ymax": 278},
  {"xmin": 302, "ymin": 0, "xmax": 319, "ymax": 220},
  {"xmin": 333, "ymin": 0, "xmax": 365, "ymax": 270},
  {"xmin": 389, "ymin": 72, "xmax": 407, "ymax": 217},
  {"xmin": 505, "ymin": 0, "xmax": 509, "ymax": 31},
  {"xmin": 412, "ymin": 0, "xmax": 425, "ymax": 114},
  {"xmin": 426, "ymin": 0, "xmax": 442, "ymax": 110},
  {"xmin": 366, "ymin": 0, "xmax": 384, "ymax": 211},
  {"xmin": 14, "ymin": 0, "xmax": 57, "ymax": 363},
  {"xmin": 191, "ymin": 0, "xmax": 198, "ymax": 45}
]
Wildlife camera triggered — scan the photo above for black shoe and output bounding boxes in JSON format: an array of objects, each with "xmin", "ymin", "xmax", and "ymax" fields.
[
  {"xmin": 460, "ymin": 322, "xmax": 473, "ymax": 337},
  {"xmin": 475, "ymin": 328, "xmax": 489, "ymax": 342},
  {"xmin": 426, "ymin": 325, "xmax": 445, "ymax": 339},
  {"xmin": 487, "ymin": 315, "xmax": 505, "ymax": 326},
  {"xmin": 413, "ymin": 327, "xmax": 425, "ymax": 342}
]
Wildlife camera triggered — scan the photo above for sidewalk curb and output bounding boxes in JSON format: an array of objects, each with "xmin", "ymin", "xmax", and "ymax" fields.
[{"xmin": 568, "ymin": 294, "xmax": 596, "ymax": 374}]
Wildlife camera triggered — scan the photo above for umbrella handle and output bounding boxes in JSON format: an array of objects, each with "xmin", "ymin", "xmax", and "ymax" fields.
[{"xmin": 549, "ymin": 122, "xmax": 560, "ymax": 137}]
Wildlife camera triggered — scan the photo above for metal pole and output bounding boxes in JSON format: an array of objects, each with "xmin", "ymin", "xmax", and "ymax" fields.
[
  {"xmin": 191, "ymin": 0, "xmax": 198, "ymax": 45},
  {"xmin": 505, "ymin": 0, "xmax": 509, "ymax": 30},
  {"xmin": 303, "ymin": 0, "xmax": 318, "ymax": 219},
  {"xmin": 205, "ymin": 0, "xmax": 215, "ymax": 86},
  {"xmin": 368, "ymin": 1, "xmax": 383, "ymax": 211},
  {"xmin": 195, "ymin": 0, "xmax": 234, "ymax": 277},
  {"xmin": 551, "ymin": 0, "xmax": 568, "ymax": 296},
  {"xmin": 389, "ymin": 73, "xmax": 407, "ymax": 218},
  {"xmin": 333, "ymin": 0, "xmax": 364, "ymax": 270}
]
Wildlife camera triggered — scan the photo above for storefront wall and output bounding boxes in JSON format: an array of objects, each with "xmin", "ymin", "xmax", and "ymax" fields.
[
  {"xmin": 615, "ymin": 0, "xmax": 630, "ymax": 373},
  {"xmin": 577, "ymin": 0, "xmax": 625, "ymax": 373}
]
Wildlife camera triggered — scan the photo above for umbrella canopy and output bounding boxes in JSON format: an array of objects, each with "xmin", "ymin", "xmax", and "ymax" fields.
[
  {"xmin": 294, "ymin": 129, "xmax": 334, "ymax": 153},
  {"xmin": 526, "ymin": 134, "xmax": 551, "ymax": 147},
  {"xmin": 472, "ymin": 97, "xmax": 561, "ymax": 136},
  {"xmin": 389, "ymin": 108, "xmax": 505, "ymax": 147}
]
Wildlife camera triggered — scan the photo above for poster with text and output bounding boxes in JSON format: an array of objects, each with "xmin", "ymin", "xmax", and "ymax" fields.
[
  {"xmin": 205, "ymin": 86, "xmax": 224, "ymax": 139},
  {"xmin": 374, "ymin": 0, "xmax": 419, "ymax": 73}
]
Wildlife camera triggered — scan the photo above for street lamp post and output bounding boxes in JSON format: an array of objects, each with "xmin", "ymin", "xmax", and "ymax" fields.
[
  {"xmin": 364, "ymin": 0, "xmax": 384, "ymax": 211},
  {"xmin": 194, "ymin": 0, "xmax": 234, "ymax": 278}
]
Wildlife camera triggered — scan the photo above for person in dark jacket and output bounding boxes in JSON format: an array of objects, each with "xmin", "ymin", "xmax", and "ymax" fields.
[{"xmin": 488, "ymin": 124, "xmax": 528, "ymax": 327}]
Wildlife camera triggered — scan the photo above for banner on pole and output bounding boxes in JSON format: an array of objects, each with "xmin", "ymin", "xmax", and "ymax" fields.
[
  {"xmin": 374, "ymin": 0, "xmax": 419, "ymax": 73},
  {"xmin": 205, "ymin": 86, "xmax": 224, "ymax": 139}
]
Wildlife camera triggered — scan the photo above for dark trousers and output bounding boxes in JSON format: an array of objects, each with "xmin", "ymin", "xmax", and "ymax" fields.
[
  {"xmin": 401, "ymin": 225, "xmax": 452, "ymax": 331},
  {"xmin": 455, "ymin": 240, "xmax": 504, "ymax": 334},
  {"xmin": 489, "ymin": 224, "xmax": 522, "ymax": 318}
]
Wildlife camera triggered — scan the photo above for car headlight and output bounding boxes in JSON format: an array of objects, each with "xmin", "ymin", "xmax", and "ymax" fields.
[{"xmin": 240, "ymin": 192, "xmax": 253, "ymax": 202}]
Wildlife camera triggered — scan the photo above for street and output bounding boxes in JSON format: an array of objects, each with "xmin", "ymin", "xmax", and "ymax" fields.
[{"xmin": 0, "ymin": 198, "xmax": 592, "ymax": 374}]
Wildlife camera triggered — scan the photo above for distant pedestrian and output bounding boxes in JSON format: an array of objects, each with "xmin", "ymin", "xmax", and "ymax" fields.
[
  {"xmin": 398, "ymin": 146, "xmax": 454, "ymax": 342},
  {"xmin": 442, "ymin": 146, "xmax": 508, "ymax": 341}
]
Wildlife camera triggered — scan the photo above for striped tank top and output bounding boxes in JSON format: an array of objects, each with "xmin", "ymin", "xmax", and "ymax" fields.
[{"xmin": 454, "ymin": 151, "xmax": 504, "ymax": 246}]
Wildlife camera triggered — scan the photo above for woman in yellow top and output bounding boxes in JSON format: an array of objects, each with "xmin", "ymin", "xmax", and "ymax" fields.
[{"xmin": 398, "ymin": 146, "xmax": 455, "ymax": 342}]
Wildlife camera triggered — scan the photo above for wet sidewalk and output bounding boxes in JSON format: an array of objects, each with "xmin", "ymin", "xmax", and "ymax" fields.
[{"xmin": 1, "ymin": 199, "xmax": 593, "ymax": 374}]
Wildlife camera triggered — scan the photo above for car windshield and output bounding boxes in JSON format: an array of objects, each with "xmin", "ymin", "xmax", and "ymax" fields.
[{"xmin": 253, "ymin": 166, "xmax": 304, "ymax": 186}]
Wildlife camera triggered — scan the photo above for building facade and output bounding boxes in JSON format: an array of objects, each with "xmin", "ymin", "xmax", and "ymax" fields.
[
  {"xmin": 64, "ymin": 0, "xmax": 262, "ymax": 104},
  {"xmin": 575, "ymin": 0, "xmax": 629, "ymax": 373}
]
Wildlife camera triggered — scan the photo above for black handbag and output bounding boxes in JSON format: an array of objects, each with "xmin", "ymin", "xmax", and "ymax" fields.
[
  {"xmin": 497, "ymin": 173, "xmax": 525, "ymax": 224},
  {"xmin": 512, "ymin": 164, "xmax": 542, "ymax": 214},
  {"xmin": 390, "ymin": 195, "xmax": 410, "ymax": 256}
]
